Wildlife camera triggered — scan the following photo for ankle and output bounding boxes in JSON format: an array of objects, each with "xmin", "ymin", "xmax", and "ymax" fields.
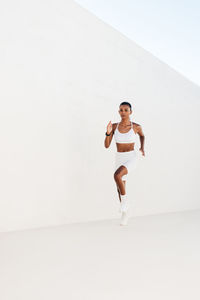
[{"xmin": 121, "ymin": 194, "xmax": 127, "ymax": 200}]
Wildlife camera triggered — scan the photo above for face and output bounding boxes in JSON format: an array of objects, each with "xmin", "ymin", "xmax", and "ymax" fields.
[{"xmin": 118, "ymin": 105, "xmax": 132, "ymax": 119}]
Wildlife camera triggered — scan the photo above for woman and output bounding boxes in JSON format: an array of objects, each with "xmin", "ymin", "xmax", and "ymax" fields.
[{"xmin": 104, "ymin": 101, "xmax": 145, "ymax": 226}]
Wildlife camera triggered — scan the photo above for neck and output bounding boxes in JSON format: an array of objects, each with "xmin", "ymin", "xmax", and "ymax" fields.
[{"xmin": 120, "ymin": 119, "xmax": 131, "ymax": 125}]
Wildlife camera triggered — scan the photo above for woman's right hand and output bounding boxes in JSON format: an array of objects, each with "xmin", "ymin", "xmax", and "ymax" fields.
[{"xmin": 106, "ymin": 121, "xmax": 113, "ymax": 135}]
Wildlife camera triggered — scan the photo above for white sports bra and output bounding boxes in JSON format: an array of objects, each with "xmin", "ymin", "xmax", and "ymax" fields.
[{"xmin": 114, "ymin": 122, "xmax": 137, "ymax": 144}]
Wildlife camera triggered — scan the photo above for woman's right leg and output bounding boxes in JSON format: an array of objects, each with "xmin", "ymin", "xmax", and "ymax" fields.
[
  {"xmin": 114, "ymin": 165, "xmax": 128, "ymax": 195},
  {"xmin": 117, "ymin": 181, "xmax": 126, "ymax": 202}
]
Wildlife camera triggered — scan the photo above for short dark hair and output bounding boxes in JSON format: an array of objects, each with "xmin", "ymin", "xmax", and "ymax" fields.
[{"xmin": 119, "ymin": 101, "xmax": 132, "ymax": 111}]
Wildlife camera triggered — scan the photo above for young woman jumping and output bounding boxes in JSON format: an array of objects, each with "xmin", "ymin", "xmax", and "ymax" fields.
[{"xmin": 104, "ymin": 101, "xmax": 145, "ymax": 226}]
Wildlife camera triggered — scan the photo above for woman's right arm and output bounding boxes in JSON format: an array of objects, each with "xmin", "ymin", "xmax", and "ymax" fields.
[{"xmin": 104, "ymin": 121, "xmax": 115, "ymax": 148}]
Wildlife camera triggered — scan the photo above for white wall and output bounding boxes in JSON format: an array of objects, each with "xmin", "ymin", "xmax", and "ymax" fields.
[{"xmin": 0, "ymin": 0, "xmax": 200, "ymax": 232}]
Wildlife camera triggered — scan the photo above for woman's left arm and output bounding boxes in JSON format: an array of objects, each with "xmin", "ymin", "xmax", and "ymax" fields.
[{"xmin": 137, "ymin": 125, "xmax": 145, "ymax": 156}]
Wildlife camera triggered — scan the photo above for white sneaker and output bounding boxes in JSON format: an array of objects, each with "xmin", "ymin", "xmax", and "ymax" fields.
[{"xmin": 120, "ymin": 211, "xmax": 129, "ymax": 226}]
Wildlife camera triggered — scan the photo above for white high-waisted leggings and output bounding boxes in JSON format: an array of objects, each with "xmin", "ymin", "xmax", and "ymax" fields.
[{"xmin": 114, "ymin": 150, "xmax": 138, "ymax": 181}]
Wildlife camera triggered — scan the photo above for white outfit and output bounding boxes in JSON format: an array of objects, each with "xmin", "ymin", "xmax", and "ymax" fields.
[
  {"xmin": 114, "ymin": 121, "xmax": 137, "ymax": 144},
  {"xmin": 120, "ymin": 211, "xmax": 130, "ymax": 226},
  {"xmin": 114, "ymin": 122, "xmax": 138, "ymax": 181}
]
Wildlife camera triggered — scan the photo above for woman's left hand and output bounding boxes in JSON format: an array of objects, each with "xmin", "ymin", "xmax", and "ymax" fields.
[{"xmin": 139, "ymin": 148, "xmax": 145, "ymax": 156}]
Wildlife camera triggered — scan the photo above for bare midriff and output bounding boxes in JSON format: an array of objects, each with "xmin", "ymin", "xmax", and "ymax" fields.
[{"xmin": 116, "ymin": 143, "xmax": 135, "ymax": 152}]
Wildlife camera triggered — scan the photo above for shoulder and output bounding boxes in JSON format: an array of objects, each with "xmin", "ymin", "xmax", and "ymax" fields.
[
  {"xmin": 132, "ymin": 122, "xmax": 140, "ymax": 126},
  {"xmin": 132, "ymin": 122, "xmax": 144, "ymax": 136},
  {"xmin": 132, "ymin": 122, "xmax": 140, "ymax": 129}
]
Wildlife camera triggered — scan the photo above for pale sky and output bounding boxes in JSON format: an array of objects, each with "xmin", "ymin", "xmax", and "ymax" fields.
[{"xmin": 75, "ymin": 0, "xmax": 200, "ymax": 87}]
